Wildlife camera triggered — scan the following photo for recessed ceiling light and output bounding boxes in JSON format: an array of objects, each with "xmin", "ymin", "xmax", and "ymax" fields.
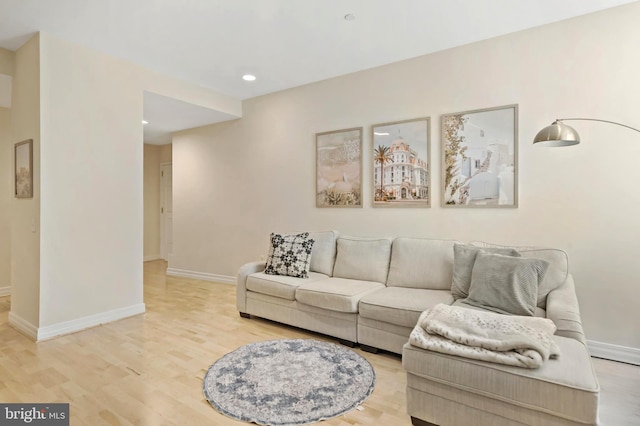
[
  {"xmin": 374, "ymin": 132, "xmax": 390, "ymax": 136},
  {"xmin": 242, "ymin": 74, "xmax": 256, "ymax": 81},
  {"xmin": 344, "ymin": 13, "xmax": 355, "ymax": 21},
  {"xmin": 142, "ymin": 120, "xmax": 149, "ymax": 124}
]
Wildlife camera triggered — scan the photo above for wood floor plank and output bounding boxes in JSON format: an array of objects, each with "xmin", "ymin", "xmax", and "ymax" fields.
[{"xmin": 0, "ymin": 260, "xmax": 637, "ymax": 425}]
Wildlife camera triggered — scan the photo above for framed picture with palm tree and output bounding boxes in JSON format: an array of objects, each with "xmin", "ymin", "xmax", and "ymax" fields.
[
  {"xmin": 372, "ymin": 117, "xmax": 430, "ymax": 207},
  {"xmin": 316, "ymin": 127, "xmax": 363, "ymax": 207},
  {"xmin": 441, "ymin": 104, "xmax": 518, "ymax": 207}
]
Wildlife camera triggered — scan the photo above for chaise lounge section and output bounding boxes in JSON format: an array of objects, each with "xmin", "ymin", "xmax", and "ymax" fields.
[{"xmin": 403, "ymin": 274, "xmax": 599, "ymax": 425}]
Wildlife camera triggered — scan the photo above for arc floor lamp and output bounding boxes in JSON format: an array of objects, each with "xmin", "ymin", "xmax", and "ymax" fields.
[{"xmin": 533, "ymin": 118, "xmax": 640, "ymax": 147}]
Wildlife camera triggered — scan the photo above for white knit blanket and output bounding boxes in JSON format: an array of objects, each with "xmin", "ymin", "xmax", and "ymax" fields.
[{"xmin": 409, "ymin": 303, "xmax": 560, "ymax": 369}]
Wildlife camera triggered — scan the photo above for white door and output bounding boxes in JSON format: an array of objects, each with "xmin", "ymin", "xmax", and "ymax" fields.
[{"xmin": 160, "ymin": 163, "xmax": 173, "ymax": 261}]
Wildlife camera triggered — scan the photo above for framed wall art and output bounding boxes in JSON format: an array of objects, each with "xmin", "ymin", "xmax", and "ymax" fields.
[
  {"xmin": 441, "ymin": 105, "xmax": 518, "ymax": 207},
  {"xmin": 316, "ymin": 127, "xmax": 362, "ymax": 208},
  {"xmin": 15, "ymin": 139, "xmax": 33, "ymax": 199},
  {"xmin": 372, "ymin": 117, "xmax": 430, "ymax": 207}
]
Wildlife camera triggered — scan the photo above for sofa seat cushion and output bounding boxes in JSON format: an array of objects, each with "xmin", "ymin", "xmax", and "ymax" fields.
[
  {"xmin": 402, "ymin": 336, "xmax": 599, "ymax": 424},
  {"xmin": 246, "ymin": 272, "xmax": 330, "ymax": 301},
  {"xmin": 359, "ymin": 287, "xmax": 454, "ymax": 328},
  {"xmin": 296, "ymin": 278, "xmax": 384, "ymax": 313}
]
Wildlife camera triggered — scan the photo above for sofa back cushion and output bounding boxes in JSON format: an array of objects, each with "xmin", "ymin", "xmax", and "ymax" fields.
[
  {"xmin": 332, "ymin": 236, "xmax": 392, "ymax": 283},
  {"xmin": 308, "ymin": 230, "xmax": 340, "ymax": 276},
  {"xmin": 471, "ymin": 241, "xmax": 569, "ymax": 308},
  {"xmin": 387, "ymin": 238, "xmax": 458, "ymax": 290}
]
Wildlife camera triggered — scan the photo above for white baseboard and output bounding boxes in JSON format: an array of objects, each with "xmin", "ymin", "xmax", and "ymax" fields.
[
  {"xmin": 8, "ymin": 311, "xmax": 38, "ymax": 340},
  {"xmin": 0, "ymin": 285, "xmax": 10, "ymax": 297},
  {"xmin": 166, "ymin": 268, "xmax": 235, "ymax": 285},
  {"xmin": 144, "ymin": 254, "xmax": 163, "ymax": 262},
  {"xmin": 36, "ymin": 303, "xmax": 146, "ymax": 341},
  {"xmin": 588, "ymin": 340, "xmax": 640, "ymax": 366}
]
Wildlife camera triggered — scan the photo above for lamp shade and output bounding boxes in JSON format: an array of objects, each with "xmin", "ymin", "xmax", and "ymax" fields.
[{"xmin": 533, "ymin": 121, "xmax": 580, "ymax": 147}]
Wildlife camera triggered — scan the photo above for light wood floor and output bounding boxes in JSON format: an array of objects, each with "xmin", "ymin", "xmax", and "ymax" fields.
[{"xmin": 0, "ymin": 260, "xmax": 638, "ymax": 425}]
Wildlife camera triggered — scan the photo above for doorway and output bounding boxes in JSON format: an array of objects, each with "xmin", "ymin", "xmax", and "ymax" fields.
[{"xmin": 160, "ymin": 163, "xmax": 173, "ymax": 261}]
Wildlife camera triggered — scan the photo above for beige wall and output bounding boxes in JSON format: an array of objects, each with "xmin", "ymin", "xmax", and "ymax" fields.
[
  {"xmin": 0, "ymin": 48, "xmax": 14, "ymax": 75},
  {"xmin": 35, "ymin": 32, "xmax": 236, "ymax": 332},
  {"xmin": 171, "ymin": 3, "xmax": 640, "ymax": 351},
  {"xmin": 0, "ymin": 108, "xmax": 10, "ymax": 292},
  {"xmin": 144, "ymin": 143, "xmax": 173, "ymax": 260},
  {"xmin": 10, "ymin": 35, "xmax": 40, "ymax": 327},
  {"xmin": 144, "ymin": 144, "xmax": 161, "ymax": 260},
  {"xmin": 7, "ymin": 31, "xmax": 239, "ymax": 337},
  {"xmin": 37, "ymin": 33, "xmax": 143, "ymax": 328},
  {"xmin": 160, "ymin": 143, "xmax": 172, "ymax": 163},
  {"xmin": 0, "ymin": 48, "xmax": 15, "ymax": 293}
]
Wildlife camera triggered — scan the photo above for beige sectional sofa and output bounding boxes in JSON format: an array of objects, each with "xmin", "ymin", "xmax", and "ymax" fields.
[{"xmin": 236, "ymin": 231, "xmax": 599, "ymax": 425}]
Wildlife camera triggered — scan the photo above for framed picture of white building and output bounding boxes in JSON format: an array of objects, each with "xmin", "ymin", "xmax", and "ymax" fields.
[
  {"xmin": 316, "ymin": 127, "xmax": 363, "ymax": 208},
  {"xmin": 372, "ymin": 118, "xmax": 430, "ymax": 207},
  {"xmin": 441, "ymin": 105, "xmax": 518, "ymax": 208}
]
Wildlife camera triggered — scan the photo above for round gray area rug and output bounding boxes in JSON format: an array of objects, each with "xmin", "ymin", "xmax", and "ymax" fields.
[{"xmin": 203, "ymin": 339, "xmax": 376, "ymax": 426}]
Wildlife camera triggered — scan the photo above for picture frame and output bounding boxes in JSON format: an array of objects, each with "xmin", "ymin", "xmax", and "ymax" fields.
[
  {"xmin": 372, "ymin": 117, "xmax": 430, "ymax": 207},
  {"xmin": 316, "ymin": 127, "xmax": 363, "ymax": 208},
  {"xmin": 15, "ymin": 139, "xmax": 33, "ymax": 199},
  {"xmin": 441, "ymin": 105, "xmax": 518, "ymax": 207}
]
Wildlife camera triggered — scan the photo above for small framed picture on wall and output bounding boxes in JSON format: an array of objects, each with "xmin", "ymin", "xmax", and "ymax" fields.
[{"xmin": 15, "ymin": 139, "xmax": 33, "ymax": 199}]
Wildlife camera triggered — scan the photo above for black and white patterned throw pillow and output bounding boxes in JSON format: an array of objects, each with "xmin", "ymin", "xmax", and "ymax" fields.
[{"xmin": 264, "ymin": 232, "xmax": 315, "ymax": 278}]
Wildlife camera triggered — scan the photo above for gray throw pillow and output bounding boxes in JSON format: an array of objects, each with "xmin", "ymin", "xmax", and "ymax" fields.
[
  {"xmin": 264, "ymin": 233, "xmax": 315, "ymax": 278},
  {"xmin": 469, "ymin": 241, "xmax": 569, "ymax": 308},
  {"xmin": 465, "ymin": 252, "xmax": 550, "ymax": 316},
  {"xmin": 451, "ymin": 244, "xmax": 521, "ymax": 300}
]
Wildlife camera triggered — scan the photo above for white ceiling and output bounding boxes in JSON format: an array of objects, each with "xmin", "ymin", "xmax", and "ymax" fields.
[
  {"xmin": 143, "ymin": 92, "xmax": 240, "ymax": 145},
  {"xmin": 0, "ymin": 0, "xmax": 636, "ymax": 144}
]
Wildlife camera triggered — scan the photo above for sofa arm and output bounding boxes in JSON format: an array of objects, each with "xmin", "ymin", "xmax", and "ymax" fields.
[
  {"xmin": 545, "ymin": 274, "xmax": 586, "ymax": 345},
  {"xmin": 236, "ymin": 261, "xmax": 266, "ymax": 313}
]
